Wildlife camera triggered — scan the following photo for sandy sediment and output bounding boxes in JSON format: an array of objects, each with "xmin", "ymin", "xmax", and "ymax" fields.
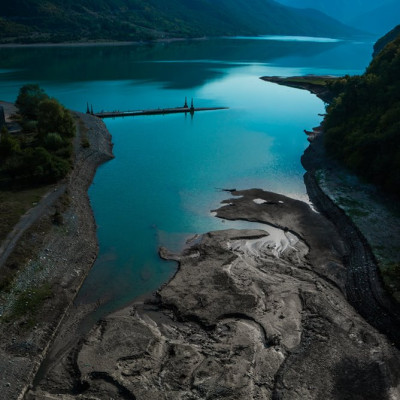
[{"xmin": 0, "ymin": 110, "xmax": 114, "ymax": 400}]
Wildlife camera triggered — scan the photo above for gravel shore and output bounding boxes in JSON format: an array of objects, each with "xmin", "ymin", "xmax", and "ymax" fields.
[{"xmin": 0, "ymin": 110, "xmax": 114, "ymax": 400}]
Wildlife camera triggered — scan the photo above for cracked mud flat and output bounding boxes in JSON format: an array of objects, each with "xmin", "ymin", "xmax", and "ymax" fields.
[{"xmin": 30, "ymin": 190, "xmax": 400, "ymax": 400}]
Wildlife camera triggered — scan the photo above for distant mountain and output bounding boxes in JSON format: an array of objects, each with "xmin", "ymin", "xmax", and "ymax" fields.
[
  {"xmin": 351, "ymin": 1, "xmax": 400, "ymax": 36},
  {"xmin": 276, "ymin": 0, "xmax": 399, "ymax": 35},
  {"xmin": 275, "ymin": 0, "xmax": 377, "ymax": 22},
  {"xmin": 0, "ymin": 0, "xmax": 357, "ymax": 44}
]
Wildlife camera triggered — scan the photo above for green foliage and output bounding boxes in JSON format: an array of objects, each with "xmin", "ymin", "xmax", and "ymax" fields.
[
  {"xmin": 15, "ymin": 84, "xmax": 49, "ymax": 120},
  {"xmin": 324, "ymin": 30, "xmax": 400, "ymax": 198},
  {"xmin": 37, "ymin": 98, "xmax": 75, "ymax": 139},
  {"xmin": 0, "ymin": 127, "xmax": 20, "ymax": 158},
  {"xmin": 373, "ymin": 25, "xmax": 400, "ymax": 57},
  {"xmin": 0, "ymin": 85, "xmax": 75, "ymax": 185},
  {"xmin": 0, "ymin": 0, "xmax": 357, "ymax": 44},
  {"xmin": 382, "ymin": 262, "xmax": 400, "ymax": 302},
  {"xmin": 8, "ymin": 283, "xmax": 52, "ymax": 323},
  {"xmin": 20, "ymin": 119, "xmax": 38, "ymax": 133},
  {"xmin": 42, "ymin": 132, "xmax": 64, "ymax": 150}
]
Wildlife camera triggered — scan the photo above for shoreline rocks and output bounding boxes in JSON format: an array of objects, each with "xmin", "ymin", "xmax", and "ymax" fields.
[{"xmin": 30, "ymin": 190, "xmax": 400, "ymax": 399}]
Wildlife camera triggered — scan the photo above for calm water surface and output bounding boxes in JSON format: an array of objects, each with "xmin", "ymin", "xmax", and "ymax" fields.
[{"xmin": 0, "ymin": 37, "xmax": 373, "ymax": 318}]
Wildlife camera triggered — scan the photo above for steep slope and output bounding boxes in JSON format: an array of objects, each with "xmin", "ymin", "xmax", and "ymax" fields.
[
  {"xmin": 324, "ymin": 28, "xmax": 400, "ymax": 197},
  {"xmin": 0, "ymin": 0, "xmax": 357, "ymax": 43},
  {"xmin": 373, "ymin": 24, "xmax": 400, "ymax": 56}
]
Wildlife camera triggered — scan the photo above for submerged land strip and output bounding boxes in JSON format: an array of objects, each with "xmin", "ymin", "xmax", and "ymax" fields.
[
  {"xmin": 94, "ymin": 106, "xmax": 228, "ymax": 119},
  {"xmin": 1, "ymin": 74, "xmax": 400, "ymax": 399}
]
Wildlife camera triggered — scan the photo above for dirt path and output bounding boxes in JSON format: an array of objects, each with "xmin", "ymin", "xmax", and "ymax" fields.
[
  {"xmin": 0, "ymin": 185, "xmax": 66, "ymax": 270},
  {"xmin": 0, "ymin": 101, "xmax": 67, "ymax": 270}
]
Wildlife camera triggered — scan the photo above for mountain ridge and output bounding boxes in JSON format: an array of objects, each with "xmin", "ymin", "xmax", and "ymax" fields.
[
  {"xmin": 275, "ymin": 0, "xmax": 400, "ymax": 35},
  {"xmin": 0, "ymin": 0, "xmax": 358, "ymax": 44}
]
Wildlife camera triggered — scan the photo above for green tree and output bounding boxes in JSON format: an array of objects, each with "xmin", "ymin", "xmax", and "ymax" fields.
[
  {"xmin": 0, "ymin": 126, "xmax": 20, "ymax": 158},
  {"xmin": 37, "ymin": 98, "xmax": 75, "ymax": 139},
  {"xmin": 15, "ymin": 84, "xmax": 49, "ymax": 119},
  {"xmin": 324, "ymin": 29, "xmax": 400, "ymax": 197},
  {"xmin": 42, "ymin": 132, "xmax": 64, "ymax": 150}
]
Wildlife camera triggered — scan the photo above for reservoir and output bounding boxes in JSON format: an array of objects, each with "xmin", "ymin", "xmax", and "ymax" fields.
[{"xmin": 0, "ymin": 36, "xmax": 373, "ymax": 319}]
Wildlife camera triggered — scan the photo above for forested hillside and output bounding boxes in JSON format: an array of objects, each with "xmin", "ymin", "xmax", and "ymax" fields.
[
  {"xmin": 373, "ymin": 24, "xmax": 400, "ymax": 56},
  {"xmin": 324, "ymin": 27, "xmax": 400, "ymax": 197},
  {"xmin": 0, "ymin": 0, "xmax": 357, "ymax": 44}
]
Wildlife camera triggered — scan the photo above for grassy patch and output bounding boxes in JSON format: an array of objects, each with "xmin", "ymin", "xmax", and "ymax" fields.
[
  {"xmin": 336, "ymin": 196, "xmax": 370, "ymax": 218},
  {"xmin": 78, "ymin": 119, "xmax": 90, "ymax": 149},
  {"xmin": 315, "ymin": 169, "xmax": 324, "ymax": 184},
  {"xmin": 13, "ymin": 283, "xmax": 52, "ymax": 318},
  {"xmin": 0, "ymin": 185, "xmax": 53, "ymax": 243},
  {"xmin": 337, "ymin": 196, "xmax": 363, "ymax": 209},
  {"xmin": 2, "ymin": 283, "xmax": 53, "ymax": 327},
  {"xmin": 347, "ymin": 208, "xmax": 370, "ymax": 218},
  {"xmin": 284, "ymin": 77, "xmax": 335, "ymax": 87},
  {"xmin": 381, "ymin": 263, "xmax": 400, "ymax": 303}
]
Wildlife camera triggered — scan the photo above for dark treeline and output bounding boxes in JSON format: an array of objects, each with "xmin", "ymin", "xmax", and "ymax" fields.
[
  {"xmin": 0, "ymin": 0, "xmax": 357, "ymax": 44},
  {"xmin": 0, "ymin": 85, "xmax": 75, "ymax": 186},
  {"xmin": 324, "ymin": 26, "xmax": 400, "ymax": 198}
]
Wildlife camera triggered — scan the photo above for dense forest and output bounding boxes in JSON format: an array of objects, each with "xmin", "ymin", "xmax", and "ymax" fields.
[
  {"xmin": 0, "ymin": 0, "xmax": 357, "ymax": 44},
  {"xmin": 324, "ymin": 25, "xmax": 400, "ymax": 198}
]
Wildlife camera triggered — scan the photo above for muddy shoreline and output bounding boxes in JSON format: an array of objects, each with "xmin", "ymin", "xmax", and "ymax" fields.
[
  {"xmin": 263, "ymin": 76, "xmax": 400, "ymax": 345},
  {"xmin": 2, "ymin": 72, "xmax": 400, "ymax": 399},
  {"xmin": 30, "ymin": 188, "xmax": 400, "ymax": 399},
  {"xmin": 28, "ymin": 91, "xmax": 400, "ymax": 397}
]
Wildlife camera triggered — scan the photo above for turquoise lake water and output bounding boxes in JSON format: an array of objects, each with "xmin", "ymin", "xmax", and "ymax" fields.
[{"xmin": 0, "ymin": 37, "xmax": 373, "ymax": 318}]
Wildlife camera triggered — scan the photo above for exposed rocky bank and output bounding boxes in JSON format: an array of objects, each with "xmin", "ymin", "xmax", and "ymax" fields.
[
  {"xmin": 30, "ymin": 189, "xmax": 400, "ymax": 399},
  {"xmin": 0, "ymin": 110, "xmax": 114, "ymax": 400},
  {"xmin": 15, "ymin": 76, "xmax": 400, "ymax": 399}
]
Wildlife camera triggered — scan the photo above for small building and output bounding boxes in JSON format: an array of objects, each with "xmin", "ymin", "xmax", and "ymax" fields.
[{"xmin": 0, "ymin": 105, "xmax": 5, "ymax": 131}]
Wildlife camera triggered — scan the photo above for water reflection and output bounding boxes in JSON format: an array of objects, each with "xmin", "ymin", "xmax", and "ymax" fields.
[{"xmin": 0, "ymin": 37, "xmax": 372, "ymax": 92}]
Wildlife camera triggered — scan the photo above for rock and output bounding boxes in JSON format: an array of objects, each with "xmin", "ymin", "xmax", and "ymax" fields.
[{"xmin": 33, "ymin": 190, "xmax": 400, "ymax": 399}]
